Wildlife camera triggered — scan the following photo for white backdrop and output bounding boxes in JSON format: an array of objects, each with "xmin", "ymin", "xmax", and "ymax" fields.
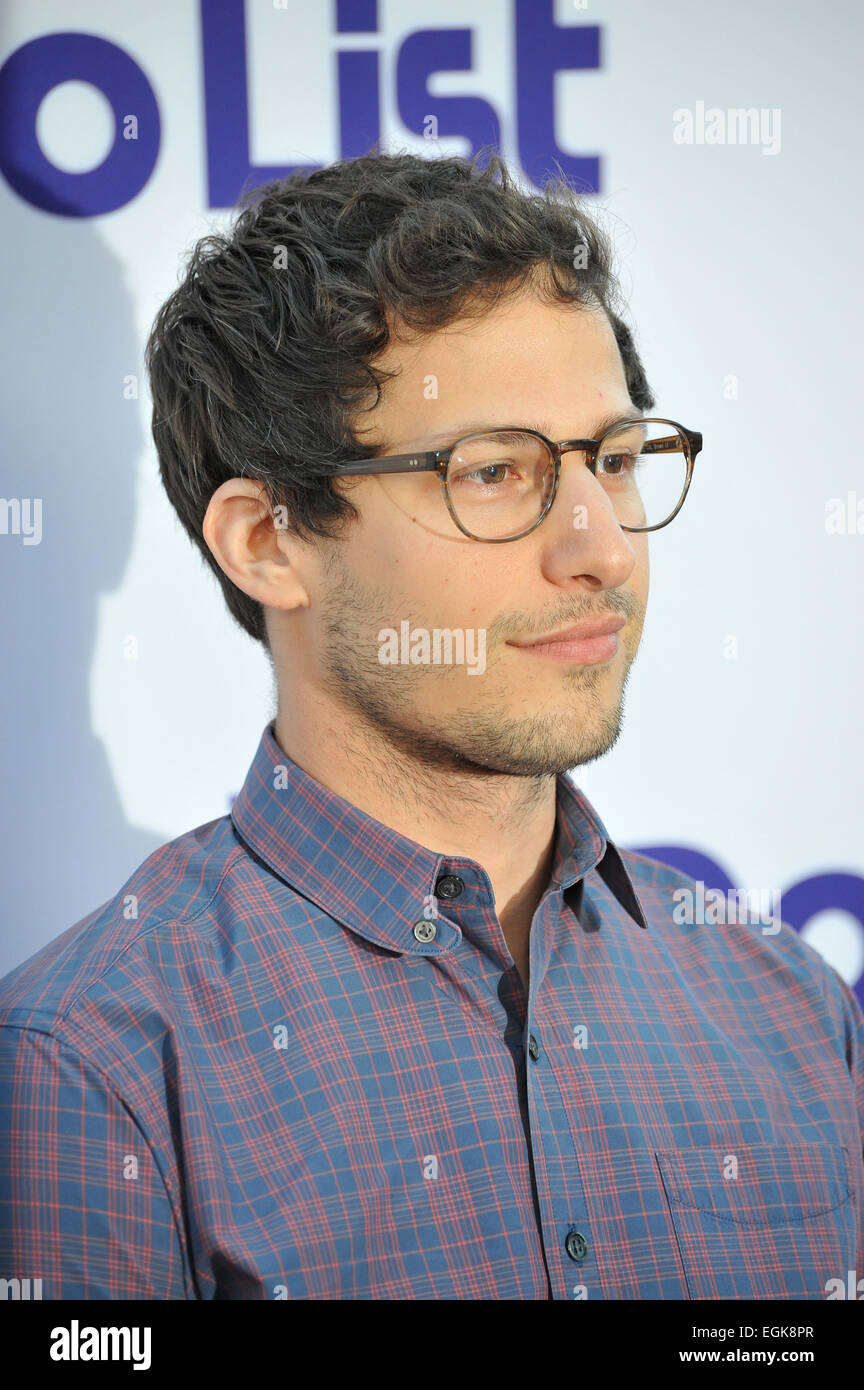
[{"xmin": 1, "ymin": 0, "xmax": 862, "ymax": 1003}]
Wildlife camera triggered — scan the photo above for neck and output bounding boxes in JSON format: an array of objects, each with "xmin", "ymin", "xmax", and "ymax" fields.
[{"xmin": 271, "ymin": 694, "xmax": 560, "ymax": 932}]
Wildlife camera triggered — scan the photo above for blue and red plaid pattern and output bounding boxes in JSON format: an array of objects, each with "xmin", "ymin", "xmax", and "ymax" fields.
[{"xmin": 1, "ymin": 720, "xmax": 862, "ymax": 1299}]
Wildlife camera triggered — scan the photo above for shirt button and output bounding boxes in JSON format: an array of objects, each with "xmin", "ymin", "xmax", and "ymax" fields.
[
  {"xmin": 527, "ymin": 1033, "xmax": 540, "ymax": 1061},
  {"xmin": 435, "ymin": 874, "xmax": 464, "ymax": 899},
  {"xmin": 413, "ymin": 919, "xmax": 437, "ymax": 943},
  {"xmin": 565, "ymin": 1230, "xmax": 588, "ymax": 1262}
]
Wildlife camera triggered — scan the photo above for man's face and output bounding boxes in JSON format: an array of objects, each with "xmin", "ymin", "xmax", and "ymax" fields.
[{"xmin": 310, "ymin": 288, "xmax": 649, "ymax": 778}]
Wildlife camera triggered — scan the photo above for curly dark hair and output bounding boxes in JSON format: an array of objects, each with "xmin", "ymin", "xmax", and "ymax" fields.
[{"xmin": 145, "ymin": 147, "xmax": 655, "ymax": 648}]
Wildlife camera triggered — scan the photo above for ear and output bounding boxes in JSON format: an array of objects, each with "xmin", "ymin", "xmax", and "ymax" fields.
[{"xmin": 202, "ymin": 478, "xmax": 310, "ymax": 611}]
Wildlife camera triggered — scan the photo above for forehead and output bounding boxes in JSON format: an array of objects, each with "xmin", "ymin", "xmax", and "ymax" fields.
[
  {"xmin": 358, "ymin": 292, "xmax": 631, "ymax": 447},
  {"xmin": 383, "ymin": 289, "xmax": 620, "ymax": 370}
]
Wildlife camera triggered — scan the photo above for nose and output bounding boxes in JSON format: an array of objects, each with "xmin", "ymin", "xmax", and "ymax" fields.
[{"xmin": 541, "ymin": 449, "xmax": 638, "ymax": 591}]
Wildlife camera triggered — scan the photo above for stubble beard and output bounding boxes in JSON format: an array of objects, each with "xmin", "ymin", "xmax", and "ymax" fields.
[{"xmin": 315, "ymin": 555, "xmax": 642, "ymax": 780}]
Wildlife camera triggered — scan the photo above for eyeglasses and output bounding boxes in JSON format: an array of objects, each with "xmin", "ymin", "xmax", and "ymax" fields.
[{"xmin": 330, "ymin": 416, "xmax": 702, "ymax": 542}]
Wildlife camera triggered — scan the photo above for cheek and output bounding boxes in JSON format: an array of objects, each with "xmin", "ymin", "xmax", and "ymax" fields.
[
  {"xmin": 633, "ymin": 538, "xmax": 650, "ymax": 596},
  {"xmin": 340, "ymin": 480, "xmax": 518, "ymax": 615},
  {"xmin": 362, "ymin": 504, "xmax": 483, "ymax": 594}
]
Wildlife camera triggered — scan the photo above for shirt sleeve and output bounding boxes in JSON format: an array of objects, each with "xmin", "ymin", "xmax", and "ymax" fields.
[
  {"xmin": 827, "ymin": 967, "xmax": 864, "ymax": 1164},
  {"xmin": 0, "ymin": 1023, "xmax": 189, "ymax": 1299}
]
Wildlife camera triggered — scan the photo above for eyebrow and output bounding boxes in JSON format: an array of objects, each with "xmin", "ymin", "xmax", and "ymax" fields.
[{"xmin": 414, "ymin": 409, "xmax": 644, "ymax": 449}]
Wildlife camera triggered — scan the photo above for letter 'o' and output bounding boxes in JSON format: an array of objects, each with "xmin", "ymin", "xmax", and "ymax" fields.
[{"xmin": 0, "ymin": 32, "xmax": 160, "ymax": 216}]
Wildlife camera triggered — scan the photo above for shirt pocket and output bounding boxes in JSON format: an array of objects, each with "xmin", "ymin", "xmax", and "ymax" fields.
[{"xmin": 654, "ymin": 1142, "xmax": 858, "ymax": 1300}]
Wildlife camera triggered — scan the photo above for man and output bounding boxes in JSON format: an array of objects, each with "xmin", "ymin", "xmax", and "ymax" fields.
[{"xmin": 1, "ymin": 151, "xmax": 862, "ymax": 1300}]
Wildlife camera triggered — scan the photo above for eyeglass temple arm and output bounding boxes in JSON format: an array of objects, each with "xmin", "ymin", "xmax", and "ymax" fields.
[
  {"xmin": 330, "ymin": 451, "xmax": 442, "ymax": 477},
  {"xmin": 640, "ymin": 429, "xmax": 702, "ymax": 457}
]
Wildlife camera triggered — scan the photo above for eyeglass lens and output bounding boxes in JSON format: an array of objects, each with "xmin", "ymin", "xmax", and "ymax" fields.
[{"xmin": 445, "ymin": 419, "xmax": 689, "ymax": 538}]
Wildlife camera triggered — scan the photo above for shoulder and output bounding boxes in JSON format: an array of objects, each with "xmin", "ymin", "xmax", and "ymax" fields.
[
  {"xmin": 613, "ymin": 843, "xmax": 861, "ymax": 1038},
  {"xmin": 0, "ymin": 813, "xmax": 247, "ymax": 1052}
]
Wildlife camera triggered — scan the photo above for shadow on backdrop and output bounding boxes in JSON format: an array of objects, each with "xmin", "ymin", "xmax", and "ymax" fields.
[{"xmin": 0, "ymin": 176, "xmax": 167, "ymax": 977}]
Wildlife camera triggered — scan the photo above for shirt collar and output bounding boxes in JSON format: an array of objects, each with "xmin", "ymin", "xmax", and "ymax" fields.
[{"xmin": 230, "ymin": 721, "xmax": 647, "ymax": 958}]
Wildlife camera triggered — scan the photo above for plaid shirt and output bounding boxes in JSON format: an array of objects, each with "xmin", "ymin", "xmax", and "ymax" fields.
[{"xmin": 1, "ymin": 720, "xmax": 862, "ymax": 1300}]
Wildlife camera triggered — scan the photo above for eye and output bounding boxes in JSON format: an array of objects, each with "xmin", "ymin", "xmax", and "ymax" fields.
[
  {"xmin": 598, "ymin": 451, "xmax": 638, "ymax": 477},
  {"xmin": 451, "ymin": 461, "xmax": 520, "ymax": 487}
]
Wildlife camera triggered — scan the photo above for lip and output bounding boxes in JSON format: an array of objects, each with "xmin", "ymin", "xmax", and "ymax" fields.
[
  {"xmin": 510, "ymin": 615, "xmax": 626, "ymax": 647},
  {"xmin": 508, "ymin": 614, "xmax": 626, "ymax": 665}
]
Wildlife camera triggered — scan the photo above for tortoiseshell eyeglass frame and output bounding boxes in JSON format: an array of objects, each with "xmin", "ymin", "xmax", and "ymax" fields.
[{"xmin": 327, "ymin": 417, "xmax": 703, "ymax": 541}]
